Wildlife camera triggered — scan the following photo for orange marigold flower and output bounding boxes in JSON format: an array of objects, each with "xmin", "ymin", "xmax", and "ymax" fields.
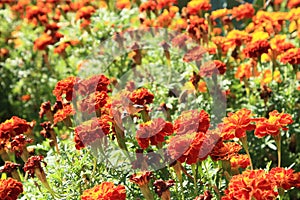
[
  {"xmin": 53, "ymin": 104, "xmax": 75, "ymax": 125},
  {"xmin": 231, "ymin": 3, "xmax": 255, "ymax": 21},
  {"xmin": 53, "ymin": 76, "xmax": 78, "ymax": 101},
  {"xmin": 211, "ymin": 8, "xmax": 231, "ymax": 21},
  {"xmin": 226, "ymin": 30, "xmax": 251, "ymax": 47},
  {"xmin": 186, "ymin": 0, "xmax": 212, "ymax": 15},
  {"xmin": 243, "ymin": 40, "xmax": 270, "ymax": 59},
  {"xmin": 235, "ymin": 61, "xmax": 256, "ymax": 81},
  {"xmin": 156, "ymin": 0, "xmax": 177, "ymax": 10},
  {"xmin": 116, "ymin": 0, "xmax": 131, "ymax": 10},
  {"xmin": 254, "ymin": 110, "xmax": 293, "ymax": 138},
  {"xmin": 221, "ymin": 108, "xmax": 256, "ymax": 140},
  {"xmin": 77, "ymin": 74, "xmax": 110, "ymax": 95},
  {"xmin": 222, "ymin": 170, "xmax": 278, "ymax": 200},
  {"xmin": 130, "ymin": 171, "xmax": 153, "ymax": 186},
  {"xmin": 23, "ymin": 155, "xmax": 46, "ymax": 178},
  {"xmin": 81, "ymin": 182, "xmax": 126, "ymax": 200},
  {"xmin": 130, "ymin": 88, "xmax": 154, "ymax": 105},
  {"xmin": 78, "ymin": 91, "xmax": 109, "ymax": 114},
  {"xmin": 139, "ymin": 0, "xmax": 157, "ymax": 12},
  {"xmin": 136, "ymin": 118, "xmax": 173, "ymax": 149},
  {"xmin": 75, "ymin": 6, "xmax": 95, "ymax": 20},
  {"xmin": 0, "ymin": 178, "xmax": 23, "ymax": 200},
  {"xmin": 210, "ymin": 141, "xmax": 242, "ymax": 161},
  {"xmin": 174, "ymin": 110, "xmax": 210, "ymax": 135},
  {"xmin": 288, "ymin": 0, "xmax": 300, "ymax": 9},
  {"xmin": 74, "ymin": 115, "xmax": 114, "ymax": 150},
  {"xmin": 167, "ymin": 131, "xmax": 219, "ymax": 164},
  {"xmin": 230, "ymin": 154, "xmax": 250, "ymax": 170},
  {"xmin": 268, "ymin": 167, "xmax": 298, "ymax": 190},
  {"xmin": 278, "ymin": 48, "xmax": 300, "ymax": 65},
  {"xmin": 155, "ymin": 9, "xmax": 173, "ymax": 28},
  {"xmin": 25, "ymin": 5, "xmax": 49, "ymax": 25},
  {"xmin": 34, "ymin": 33, "xmax": 54, "ymax": 51}
]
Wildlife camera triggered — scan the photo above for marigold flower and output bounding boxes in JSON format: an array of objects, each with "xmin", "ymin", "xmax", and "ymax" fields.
[
  {"xmin": 34, "ymin": 33, "xmax": 53, "ymax": 51},
  {"xmin": 0, "ymin": 178, "xmax": 23, "ymax": 200},
  {"xmin": 167, "ymin": 131, "xmax": 219, "ymax": 164},
  {"xmin": 211, "ymin": 8, "xmax": 231, "ymax": 21},
  {"xmin": 243, "ymin": 40, "xmax": 270, "ymax": 59},
  {"xmin": 231, "ymin": 3, "xmax": 255, "ymax": 21},
  {"xmin": 221, "ymin": 108, "xmax": 256, "ymax": 140},
  {"xmin": 53, "ymin": 104, "xmax": 75, "ymax": 125},
  {"xmin": 187, "ymin": 16, "xmax": 209, "ymax": 41},
  {"xmin": 53, "ymin": 76, "xmax": 78, "ymax": 101},
  {"xmin": 268, "ymin": 167, "xmax": 299, "ymax": 190},
  {"xmin": 288, "ymin": 0, "xmax": 300, "ymax": 9},
  {"xmin": 130, "ymin": 88, "xmax": 154, "ymax": 105},
  {"xmin": 153, "ymin": 179, "xmax": 174, "ymax": 198},
  {"xmin": 210, "ymin": 141, "xmax": 242, "ymax": 161},
  {"xmin": 222, "ymin": 170, "xmax": 278, "ymax": 200},
  {"xmin": 139, "ymin": 0, "xmax": 157, "ymax": 12},
  {"xmin": 183, "ymin": 46, "xmax": 207, "ymax": 62},
  {"xmin": 77, "ymin": 74, "xmax": 110, "ymax": 95},
  {"xmin": 78, "ymin": 91, "xmax": 109, "ymax": 114},
  {"xmin": 23, "ymin": 155, "xmax": 46, "ymax": 178},
  {"xmin": 226, "ymin": 30, "xmax": 251, "ymax": 47},
  {"xmin": 81, "ymin": 182, "xmax": 126, "ymax": 200},
  {"xmin": 74, "ymin": 115, "xmax": 114, "ymax": 150},
  {"xmin": 194, "ymin": 191, "xmax": 213, "ymax": 200},
  {"xmin": 156, "ymin": 0, "xmax": 177, "ymax": 10},
  {"xmin": 254, "ymin": 110, "xmax": 293, "ymax": 138},
  {"xmin": 0, "ymin": 116, "xmax": 34, "ymax": 138},
  {"xmin": 186, "ymin": 0, "xmax": 211, "ymax": 15},
  {"xmin": 136, "ymin": 118, "xmax": 173, "ymax": 149},
  {"xmin": 75, "ymin": 6, "xmax": 95, "ymax": 20},
  {"xmin": 25, "ymin": 5, "xmax": 49, "ymax": 25},
  {"xmin": 0, "ymin": 161, "xmax": 20, "ymax": 174},
  {"xmin": 8, "ymin": 134, "xmax": 33, "ymax": 157},
  {"xmin": 174, "ymin": 110, "xmax": 210, "ymax": 135},
  {"xmin": 230, "ymin": 154, "xmax": 250, "ymax": 170},
  {"xmin": 130, "ymin": 171, "xmax": 153, "ymax": 186},
  {"xmin": 278, "ymin": 48, "xmax": 300, "ymax": 65},
  {"xmin": 261, "ymin": 69, "xmax": 281, "ymax": 86},
  {"xmin": 235, "ymin": 61, "xmax": 258, "ymax": 81},
  {"xmin": 116, "ymin": 0, "xmax": 131, "ymax": 10},
  {"xmin": 155, "ymin": 9, "xmax": 173, "ymax": 28},
  {"xmin": 199, "ymin": 60, "xmax": 226, "ymax": 77}
]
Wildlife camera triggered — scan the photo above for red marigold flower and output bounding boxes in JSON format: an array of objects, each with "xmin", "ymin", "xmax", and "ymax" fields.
[
  {"xmin": 194, "ymin": 191, "xmax": 213, "ymax": 200},
  {"xmin": 186, "ymin": 0, "xmax": 212, "ymax": 15},
  {"xmin": 53, "ymin": 76, "xmax": 78, "ymax": 101},
  {"xmin": 0, "ymin": 116, "xmax": 34, "ymax": 138},
  {"xmin": 153, "ymin": 179, "xmax": 175, "ymax": 197},
  {"xmin": 230, "ymin": 154, "xmax": 250, "ymax": 170},
  {"xmin": 167, "ymin": 131, "xmax": 219, "ymax": 164},
  {"xmin": 81, "ymin": 182, "xmax": 126, "ymax": 200},
  {"xmin": 34, "ymin": 33, "xmax": 54, "ymax": 51},
  {"xmin": 199, "ymin": 60, "xmax": 226, "ymax": 77},
  {"xmin": 243, "ymin": 40, "xmax": 271, "ymax": 59},
  {"xmin": 174, "ymin": 110, "xmax": 210, "ymax": 135},
  {"xmin": 130, "ymin": 88, "xmax": 154, "ymax": 105},
  {"xmin": 213, "ymin": 60, "xmax": 226, "ymax": 75},
  {"xmin": 8, "ymin": 134, "xmax": 33, "ymax": 157},
  {"xmin": 187, "ymin": 16, "xmax": 209, "ymax": 41},
  {"xmin": 53, "ymin": 104, "xmax": 75, "ymax": 125},
  {"xmin": 231, "ymin": 3, "xmax": 255, "ymax": 21},
  {"xmin": 129, "ymin": 171, "xmax": 153, "ymax": 186},
  {"xmin": 210, "ymin": 141, "xmax": 242, "ymax": 161},
  {"xmin": 39, "ymin": 101, "xmax": 52, "ymax": 119},
  {"xmin": 0, "ymin": 161, "xmax": 20, "ymax": 174},
  {"xmin": 74, "ymin": 115, "xmax": 114, "ymax": 150},
  {"xmin": 25, "ymin": 5, "xmax": 49, "ymax": 25},
  {"xmin": 221, "ymin": 108, "xmax": 256, "ymax": 140},
  {"xmin": 254, "ymin": 110, "xmax": 293, "ymax": 138},
  {"xmin": 222, "ymin": 170, "xmax": 278, "ymax": 200},
  {"xmin": 78, "ymin": 91, "xmax": 109, "ymax": 114},
  {"xmin": 0, "ymin": 178, "xmax": 23, "ymax": 200},
  {"xmin": 136, "ymin": 118, "xmax": 173, "ymax": 149},
  {"xmin": 183, "ymin": 46, "xmax": 207, "ymax": 62},
  {"xmin": 278, "ymin": 48, "xmax": 300, "ymax": 65},
  {"xmin": 23, "ymin": 155, "xmax": 46, "ymax": 178},
  {"xmin": 76, "ymin": 74, "xmax": 110, "ymax": 95},
  {"xmin": 268, "ymin": 167, "xmax": 298, "ymax": 190}
]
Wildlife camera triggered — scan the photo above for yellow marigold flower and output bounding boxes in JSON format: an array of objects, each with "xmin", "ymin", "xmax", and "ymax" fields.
[{"xmin": 251, "ymin": 31, "xmax": 269, "ymax": 42}]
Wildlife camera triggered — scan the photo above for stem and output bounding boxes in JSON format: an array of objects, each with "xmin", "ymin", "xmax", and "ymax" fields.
[
  {"xmin": 274, "ymin": 134, "xmax": 281, "ymax": 167},
  {"xmin": 191, "ymin": 164, "xmax": 198, "ymax": 193},
  {"xmin": 140, "ymin": 185, "xmax": 154, "ymax": 200},
  {"xmin": 239, "ymin": 136, "xmax": 253, "ymax": 170}
]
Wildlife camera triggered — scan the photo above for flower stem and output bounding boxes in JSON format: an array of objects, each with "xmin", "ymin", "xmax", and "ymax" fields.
[
  {"xmin": 274, "ymin": 134, "xmax": 281, "ymax": 167},
  {"xmin": 239, "ymin": 136, "xmax": 253, "ymax": 170}
]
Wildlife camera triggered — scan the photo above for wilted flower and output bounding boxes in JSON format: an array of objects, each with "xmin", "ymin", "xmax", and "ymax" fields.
[
  {"xmin": 130, "ymin": 171, "xmax": 154, "ymax": 200},
  {"xmin": 0, "ymin": 178, "xmax": 23, "ymax": 200},
  {"xmin": 81, "ymin": 182, "xmax": 126, "ymax": 200},
  {"xmin": 136, "ymin": 118, "xmax": 173, "ymax": 149},
  {"xmin": 153, "ymin": 179, "xmax": 175, "ymax": 199}
]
